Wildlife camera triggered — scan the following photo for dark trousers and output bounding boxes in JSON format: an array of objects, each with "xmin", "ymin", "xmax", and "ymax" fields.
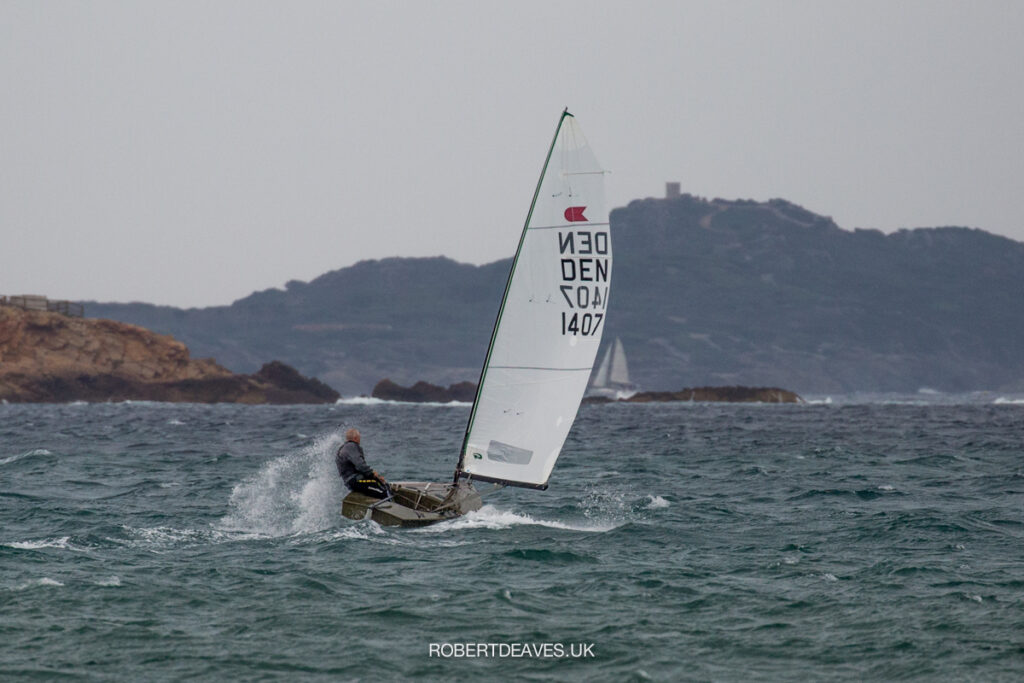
[{"xmin": 349, "ymin": 476, "xmax": 390, "ymax": 499}]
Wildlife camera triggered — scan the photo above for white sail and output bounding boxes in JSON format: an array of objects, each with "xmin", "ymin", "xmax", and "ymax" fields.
[
  {"xmin": 458, "ymin": 111, "xmax": 610, "ymax": 489},
  {"xmin": 609, "ymin": 338, "xmax": 630, "ymax": 386},
  {"xmin": 592, "ymin": 344, "xmax": 613, "ymax": 388}
]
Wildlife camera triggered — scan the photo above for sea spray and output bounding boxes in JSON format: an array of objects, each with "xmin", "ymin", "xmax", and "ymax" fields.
[
  {"xmin": 219, "ymin": 431, "xmax": 346, "ymax": 536},
  {"xmin": 577, "ymin": 483, "xmax": 647, "ymax": 524}
]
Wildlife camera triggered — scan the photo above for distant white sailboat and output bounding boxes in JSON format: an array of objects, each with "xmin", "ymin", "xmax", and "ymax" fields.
[{"xmin": 588, "ymin": 337, "xmax": 637, "ymax": 399}]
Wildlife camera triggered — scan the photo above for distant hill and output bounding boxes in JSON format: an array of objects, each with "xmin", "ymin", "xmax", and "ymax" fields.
[
  {"xmin": 84, "ymin": 194, "xmax": 1024, "ymax": 395},
  {"xmin": 87, "ymin": 257, "xmax": 508, "ymax": 396}
]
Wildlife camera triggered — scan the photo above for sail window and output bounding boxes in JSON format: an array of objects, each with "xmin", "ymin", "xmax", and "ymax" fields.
[{"xmin": 486, "ymin": 441, "xmax": 534, "ymax": 465}]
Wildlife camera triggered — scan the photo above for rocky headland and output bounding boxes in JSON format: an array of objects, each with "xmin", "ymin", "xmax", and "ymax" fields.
[
  {"xmin": 0, "ymin": 306, "xmax": 338, "ymax": 403},
  {"xmin": 371, "ymin": 378, "xmax": 476, "ymax": 403}
]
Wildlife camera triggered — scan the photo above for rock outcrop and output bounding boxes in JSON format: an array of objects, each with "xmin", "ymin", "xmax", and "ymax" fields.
[
  {"xmin": 0, "ymin": 307, "xmax": 339, "ymax": 403},
  {"xmin": 584, "ymin": 386, "xmax": 803, "ymax": 404},
  {"xmin": 372, "ymin": 378, "xmax": 476, "ymax": 403},
  {"xmin": 370, "ymin": 377, "xmax": 801, "ymax": 404}
]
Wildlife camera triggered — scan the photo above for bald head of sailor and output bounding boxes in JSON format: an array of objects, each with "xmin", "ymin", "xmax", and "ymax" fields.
[{"xmin": 345, "ymin": 428, "xmax": 361, "ymax": 443}]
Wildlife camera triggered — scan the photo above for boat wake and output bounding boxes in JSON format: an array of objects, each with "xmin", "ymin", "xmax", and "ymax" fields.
[
  {"xmin": 218, "ymin": 431, "xmax": 346, "ymax": 537},
  {"xmin": 412, "ymin": 504, "xmax": 622, "ymax": 533}
]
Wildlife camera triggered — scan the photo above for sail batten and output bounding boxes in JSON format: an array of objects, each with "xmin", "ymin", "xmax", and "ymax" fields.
[{"xmin": 457, "ymin": 111, "xmax": 610, "ymax": 489}]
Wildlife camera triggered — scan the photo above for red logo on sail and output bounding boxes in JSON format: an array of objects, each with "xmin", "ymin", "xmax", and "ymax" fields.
[{"xmin": 564, "ymin": 206, "xmax": 588, "ymax": 222}]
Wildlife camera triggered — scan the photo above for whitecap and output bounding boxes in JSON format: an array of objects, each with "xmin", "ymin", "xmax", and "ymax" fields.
[
  {"xmin": 822, "ymin": 573, "xmax": 838, "ymax": 582},
  {"xmin": 646, "ymin": 495, "xmax": 670, "ymax": 509},
  {"xmin": 877, "ymin": 485, "xmax": 895, "ymax": 492},
  {"xmin": 167, "ymin": 419, "xmax": 186, "ymax": 426},
  {"xmin": 0, "ymin": 448, "xmax": 52, "ymax": 466},
  {"xmin": 4, "ymin": 536, "xmax": 85, "ymax": 552},
  {"xmin": 994, "ymin": 397, "xmax": 1024, "ymax": 405},
  {"xmin": 96, "ymin": 576, "xmax": 122, "ymax": 587},
  {"xmin": 335, "ymin": 396, "xmax": 470, "ymax": 407}
]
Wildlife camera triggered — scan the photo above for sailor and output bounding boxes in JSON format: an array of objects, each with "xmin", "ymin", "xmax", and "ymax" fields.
[{"xmin": 335, "ymin": 428, "xmax": 390, "ymax": 498}]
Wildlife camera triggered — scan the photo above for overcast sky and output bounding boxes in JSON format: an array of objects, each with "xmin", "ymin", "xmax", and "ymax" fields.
[{"xmin": 3, "ymin": 1, "xmax": 1022, "ymax": 308}]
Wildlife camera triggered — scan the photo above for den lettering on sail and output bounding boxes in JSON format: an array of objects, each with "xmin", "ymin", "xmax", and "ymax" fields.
[{"xmin": 558, "ymin": 229, "xmax": 609, "ymax": 337}]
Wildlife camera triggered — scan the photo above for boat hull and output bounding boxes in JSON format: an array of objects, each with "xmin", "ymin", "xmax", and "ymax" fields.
[{"xmin": 341, "ymin": 481, "xmax": 482, "ymax": 528}]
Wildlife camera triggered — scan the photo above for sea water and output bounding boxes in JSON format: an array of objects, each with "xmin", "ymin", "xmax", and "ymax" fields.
[{"xmin": 2, "ymin": 398, "xmax": 1023, "ymax": 681}]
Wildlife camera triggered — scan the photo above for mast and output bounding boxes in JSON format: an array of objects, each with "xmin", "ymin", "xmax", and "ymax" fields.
[{"xmin": 454, "ymin": 109, "xmax": 573, "ymax": 483}]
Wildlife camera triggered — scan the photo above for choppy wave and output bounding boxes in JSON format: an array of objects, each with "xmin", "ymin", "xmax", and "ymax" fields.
[
  {"xmin": 119, "ymin": 525, "xmax": 222, "ymax": 549},
  {"xmin": 4, "ymin": 536, "xmax": 72, "ymax": 551},
  {"xmin": 4, "ymin": 401, "xmax": 1024, "ymax": 681},
  {"xmin": 0, "ymin": 448, "xmax": 52, "ymax": 465},
  {"xmin": 10, "ymin": 577, "xmax": 65, "ymax": 591}
]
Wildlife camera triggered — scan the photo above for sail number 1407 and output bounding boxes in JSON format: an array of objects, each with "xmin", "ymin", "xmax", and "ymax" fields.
[
  {"xmin": 558, "ymin": 284, "xmax": 607, "ymax": 337},
  {"xmin": 561, "ymin": 311, "xmax": 603, "ymax": 336}
]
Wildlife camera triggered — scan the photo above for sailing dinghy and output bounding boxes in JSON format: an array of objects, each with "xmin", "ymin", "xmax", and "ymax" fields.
[
  {"xmin": 342, "ymin": 110, "xmax": 611, "ymax": 527},
  {"xmin": 587, "ymin": 337, "xmax": 638, "ymax": 399}
]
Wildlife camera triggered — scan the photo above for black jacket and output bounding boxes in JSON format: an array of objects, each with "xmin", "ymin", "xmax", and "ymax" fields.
[{"xmin": 335, "ymin": 440, "xmax": 374, "ymax": 486}]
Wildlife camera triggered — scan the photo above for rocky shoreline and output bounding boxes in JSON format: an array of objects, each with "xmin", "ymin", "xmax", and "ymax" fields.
[
  {"xmin": 372, "ymin": 377, "xmax": 802, "ymax": 404},
  {"xmin": 371, "ymin": 379, "xmax": 476, "ymax": 403},
  {"xmin": 585, "ymin": 386, "xmax": 804, "ymax": 404},
  {"xmin": 0, "ymin": 307, "xmax": 338, "ymax": 404}
]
